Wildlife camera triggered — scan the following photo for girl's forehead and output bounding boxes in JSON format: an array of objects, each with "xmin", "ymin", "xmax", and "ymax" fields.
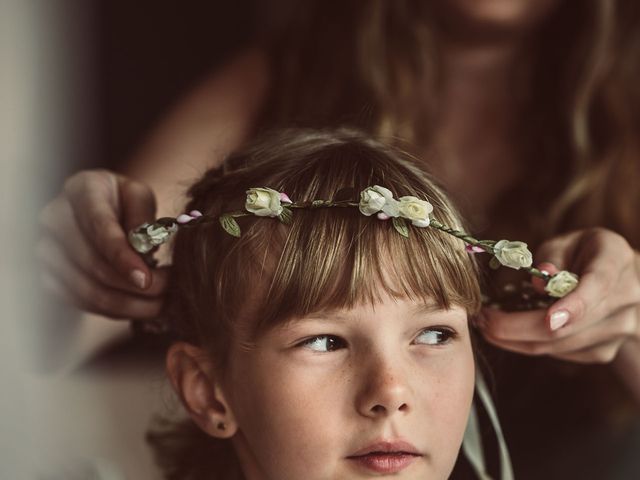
[{"xmin": 310, "ymin": 297, "xmax": 451, "ymax": 316}]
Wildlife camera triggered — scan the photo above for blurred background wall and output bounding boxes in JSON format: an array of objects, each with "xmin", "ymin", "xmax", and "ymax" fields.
[
  {"xmin": 1, "ymin": 1, "xmax": 257, "ymax": 478},
  {"xmin": 96, "ymin": 0, "xmax": 257, "ymax": 171}
]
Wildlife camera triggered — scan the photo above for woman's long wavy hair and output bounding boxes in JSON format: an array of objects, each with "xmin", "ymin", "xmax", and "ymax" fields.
[{"xmin": 259, "ymin": 0, "xmax": 640, "ymax": 248}]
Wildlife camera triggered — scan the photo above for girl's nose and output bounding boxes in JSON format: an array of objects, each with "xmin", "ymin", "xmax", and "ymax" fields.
[{"xmin": 355, "ymin": 357, "xmax": 412, "ymax": 418}]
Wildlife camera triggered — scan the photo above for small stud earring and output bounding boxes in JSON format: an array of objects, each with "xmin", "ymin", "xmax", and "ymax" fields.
[{"xmin": 217, "ymin": 422, "xmax": 226, "ymax": 431}]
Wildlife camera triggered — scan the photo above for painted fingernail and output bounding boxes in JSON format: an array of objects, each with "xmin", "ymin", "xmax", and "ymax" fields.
[
  {"xmin": 549, "ymin": 309, "xmax": 569, "ymax": 331},
  {"xmin": 130, "ymin": 269, "xmax": 147, "ymax": 289}
]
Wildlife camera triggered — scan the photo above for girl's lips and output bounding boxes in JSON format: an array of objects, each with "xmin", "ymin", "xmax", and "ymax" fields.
[
  {"xmin": 347, "ymin": 452, "xmax": 421, "ymax": 474},
  {"xmin": 348, "ymin": 440, "xmax": 421, "ymax": 457}
]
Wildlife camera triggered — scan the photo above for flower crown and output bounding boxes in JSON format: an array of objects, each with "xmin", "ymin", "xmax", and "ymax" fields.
[{"xmin": 128, "ymin": 185, "xmax": 579, "ymax": 299}]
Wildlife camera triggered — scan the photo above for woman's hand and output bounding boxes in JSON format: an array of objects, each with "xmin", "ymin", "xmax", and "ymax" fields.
[
  {"xmin": 477, "ymin": 228, "xmax": 640, "ymax": 364},
  {"xmin": 37, "ymin": 169, "xmax": 169, "ymax": 319}
]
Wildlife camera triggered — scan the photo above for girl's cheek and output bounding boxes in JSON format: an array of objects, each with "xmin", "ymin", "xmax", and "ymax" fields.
[
  {"xmin": 233, "ymin": 357, "xmax": 347, "ymax": 455},
  {"xmin": 441, "ymin": 353, "xmax": 475, "ymax": 435},
  {"xmin": 419, "ymin": 346, "xmax": 475, "ymax": 411},
  {"xmin": 233, "ymin": 353, "xmax": 335, "ymax": 417}
]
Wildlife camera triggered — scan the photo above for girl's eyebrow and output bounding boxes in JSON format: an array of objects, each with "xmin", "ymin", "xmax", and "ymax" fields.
[
  {"xmin": 410, "ymin": 302, "xmax": 446, "ymax": 316},
  {"xmin": 292, "ymin": 302, "xmax": 445, "ymax": 324},
  {"xmin": 296, "ymin": 311, "xmax": 350, "ymax": 323}
]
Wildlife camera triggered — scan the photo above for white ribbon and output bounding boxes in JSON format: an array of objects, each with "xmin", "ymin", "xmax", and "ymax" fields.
[{"xmin": 462, "ymin": 369, "xmax": 514, "ymax": 480}]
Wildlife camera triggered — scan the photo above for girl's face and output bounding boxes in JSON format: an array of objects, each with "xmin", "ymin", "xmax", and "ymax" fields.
[{"xmin": 224, "ymin": 292, "xmax": 475, "ymax": 480}]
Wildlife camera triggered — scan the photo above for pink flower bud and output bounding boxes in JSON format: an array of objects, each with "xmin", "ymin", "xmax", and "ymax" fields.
[
  {"xmin": 279, "ymin": 192, "xmax": 293, "ymax": 204},
  {"xmin": 189, "ymin": 210, "xmax": 203, "ymax": 217},
  {"xmin": 177, "ymin": 214, "xmax": 194, "ymax": 224},
  {"xmin": 465, "ymin": 245, "xmax": 485, "ymax": 254},
  {"xmin": 377, "ymin": 212, "xmax": 391, "ymax": 220}
]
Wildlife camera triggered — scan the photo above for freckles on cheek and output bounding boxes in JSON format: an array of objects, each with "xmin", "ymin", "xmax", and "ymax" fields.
[
  {"xmin": 423, "ymin": 351, "xmax": 475, "ymax": 422},
  {"xmin": 414, "ymin": 353, "xmax": 474, "ymax": 475}
]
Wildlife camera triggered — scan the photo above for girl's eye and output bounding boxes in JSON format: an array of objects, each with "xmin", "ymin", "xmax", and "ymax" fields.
[
  {"xmin": 414, "ymin": 327, "xmax": 457, "ymax": 346},
  {"xmin": 299, "ymin": 335, "xmax": 347, "ymax": 352}
]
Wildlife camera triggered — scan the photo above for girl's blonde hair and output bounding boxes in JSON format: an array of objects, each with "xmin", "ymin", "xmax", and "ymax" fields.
[{"xmin": 149, "ymin": 128, "xmax": 483, "ymax": 479}]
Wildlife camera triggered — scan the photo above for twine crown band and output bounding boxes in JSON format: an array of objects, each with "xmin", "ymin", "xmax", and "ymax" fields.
[{"xmin": 128, "ymin": 185, "xmax": 579, "ymax": 299}]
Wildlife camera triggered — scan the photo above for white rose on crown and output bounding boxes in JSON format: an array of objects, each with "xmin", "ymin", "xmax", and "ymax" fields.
[
  {"xmin": 493, "ymin": 240, "xmax": 533, "ymax": 270},
  {"xmin": 128, "ymin": 223, "xmax": 154, "ymax": 253},
  {"xmin": 359, "ymin": 185, "xmax": 400, "ymax": 218},
  {"xmin": 545, "ymin": 270, "xmax": 579, "ymax": 298},
  {"xmin": 398, "ymin": 196, "xmax": 434, "ymax": 227},
  {"xmin": 245, "ymin": 187, "xmax": 283, "ymax": 217},
  {"xmin": 128, "ymin": 222, "xmax": 177, "ymax": 254},
  {"xmin": 147, "ymin": 223, "xmax": 177, "ymax": 245}
]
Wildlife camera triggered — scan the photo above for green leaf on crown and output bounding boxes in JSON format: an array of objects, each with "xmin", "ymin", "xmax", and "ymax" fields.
[
  {"xmin": 220, "ymin": 214, "xmax": 241, "ymax": 237},
  {"xmin": 278, "ymin": 207, "xmax": 293, "ymax": 225},
  {"xmin": 392, "ymin": 217, "xmax": 409, "ymax": 238},
  {"xmin": 489, "ymin": 256, "xmax": 501, "ymax": 270}
]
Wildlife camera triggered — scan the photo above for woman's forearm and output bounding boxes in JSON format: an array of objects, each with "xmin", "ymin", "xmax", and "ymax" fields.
[{"xmin": 121, "ymin": 48, "xmax": 268, "ymax": 217}]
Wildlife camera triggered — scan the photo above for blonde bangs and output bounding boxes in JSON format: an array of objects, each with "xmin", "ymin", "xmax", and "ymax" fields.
[{"xmin": 246, "ymin": 205, "xmax": 482, "ymax": 336}]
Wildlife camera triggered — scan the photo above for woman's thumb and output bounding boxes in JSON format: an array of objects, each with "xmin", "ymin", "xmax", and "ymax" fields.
[
  {"xmin": 119, "ymin": 176, "xmax": 158, "ymax": 232},
  {"xmin": 531, "ymin": 261, "xmax": 560, "ymax": 294}
]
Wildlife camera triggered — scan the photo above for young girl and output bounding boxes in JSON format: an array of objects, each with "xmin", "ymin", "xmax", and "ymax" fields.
[{"xmin": 137, "ymin": 128, "xmax": 528, "ymax": 479}]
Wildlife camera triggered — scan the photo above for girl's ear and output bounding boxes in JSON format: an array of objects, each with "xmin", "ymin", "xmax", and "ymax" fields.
[{"xmin": 166, "ymin": 342, "xmax": 238, "ymax": 439}]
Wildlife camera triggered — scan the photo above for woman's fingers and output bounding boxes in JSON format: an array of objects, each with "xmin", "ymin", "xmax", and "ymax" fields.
[
  {"xmin": 37, "ymin": 169, "xmax": 171, "ymax": 319},
  {"xmin": 119, "ymin": 174, "xmax": 158, "ymax": 231},
  {"xmin": 531, "ymin": 262, "xmax": 559, "ymax": 294},
  {"xmin": 481, "ymin": 270, "xmax": 624, "ymax": 344},
  {"xmin": 479, "ymin": 302, "xmax": 602, "ymax": 343},
  {"xmin": 482, "ymin": 305, "xmax": 638, "ymax": 363},
  {"xmin": 533, "ymin": 230, "xmax": 583, "ymax": 270},
  {"xmin": 544, "ymin": 230, "xmax": 637, "ymax": 330},
  {"xmin": 36, "ymin": 235, "xmax": 165, "ymax": 320},
  {"xmin": 481, "ymin": 227, "xmax": 640, "ymax": 366},
  {"xmin": 479, "ymin": 308, "xmax": 550, "ymax": 342},
  {"xmin": 39, "ymin": 195, "xmax": 167, "ymax": 297},
  {"xmin": 62, "ymin": 170, "xmax": 156, "ymax": 289},
  {"xmin": 530, "ymin": 231, "xmax": 584, "ymax": 295}
]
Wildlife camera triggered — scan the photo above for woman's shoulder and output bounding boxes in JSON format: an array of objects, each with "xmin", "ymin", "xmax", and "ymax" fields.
[
  {"xmin": 195, "ymin": 46, "xmax": 270, "ymax": 117},
  {"xmin": 124, "ymin": 46, "xmax": 271, "ymax": 188}
]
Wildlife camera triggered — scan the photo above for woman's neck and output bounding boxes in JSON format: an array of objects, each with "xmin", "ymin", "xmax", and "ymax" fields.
[
  {"xmin": 437, "ymin": 42, "xmax": 525, "ymax": 156},
  {"xmin": 425, "ymin": 41, "xmax": 532, "ymax": 233}
]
